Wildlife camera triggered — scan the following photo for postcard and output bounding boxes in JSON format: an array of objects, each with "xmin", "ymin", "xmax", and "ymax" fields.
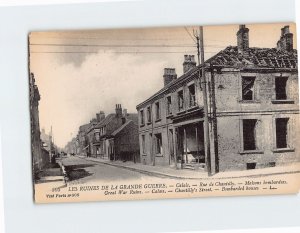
[{"xmin": 29, "ymin": 23, "xmax": 300, "ymax": 203}]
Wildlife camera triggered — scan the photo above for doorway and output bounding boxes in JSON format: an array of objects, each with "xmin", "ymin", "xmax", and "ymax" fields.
[{"xmin": 177, "ymin": 122, "xmax": 205, "ymax": 168}]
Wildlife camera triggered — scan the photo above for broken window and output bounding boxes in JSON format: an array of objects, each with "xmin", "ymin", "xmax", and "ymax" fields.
[
  {"xmin": 155, "ymin": 102, "xmax": 161, "ymax": 120},
  {"xmin": 155, "ymin": 133, "xmax": 163, "ymax": 154},
  {"xmin": 147, "ymin": 106, "xmax": 151, "ymax": 123},
  {"xmin": 188, "ymin": 84, "xmax": 196, "ymax": 107},
  {"xmin": 243, "ymin": 119, "xmax": 257, "ymax": 151},
  {"xmin": 178, "ymin": 90, "xmax": 184, "ymax": 111},
  {"xmin": 140, "ymin": 109, "xmax": 144, "ymax": 125},
  {"xmin": 166, "ymin": 96, "xmax": 172, "ymax": 115},
  {"xmin": 141, "ymin": 135, "xmax": 146, "ymax": 154},
  {"xmin": 242, "ymin": 77, "xmax": 255, "ymax": 100},
  {"xmin": 275, "ymin": 77, "xmax": 288, "ymax": 100},
  {"xmin": 276, "ymin": 118, "xmax": 289, "ymax": 148}
]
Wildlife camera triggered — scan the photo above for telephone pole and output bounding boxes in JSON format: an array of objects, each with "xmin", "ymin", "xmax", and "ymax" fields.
[{"xmin": 194, "ymin": 26, "xmax": 212, "ymax": 176}]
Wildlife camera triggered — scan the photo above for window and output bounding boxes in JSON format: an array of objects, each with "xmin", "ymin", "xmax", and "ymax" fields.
[
  {"xmin": 242, "ymin": 77, "xmax": 255, "ymax": 100},
  {"xmin": 100, "ymin": 127, "xmax": 105, "ymax": 135},
  {"xmin": 155, "ymin": 102, "xmax": 161, "ymax": 120},
  {"xmin": 155, "ymin": 133, "xmax": 163, "ymax": 154},
  {"xmin": 276, "ymin": 118, "xmax": 289, "ymax": 148},
  {"xmin": 188, "ymin": 84, "xmax": 196, "ymax": 107},
  {"xmin": 166, "ymin": 96, "xmax": 172, "ymax": 115},
  {"xmin": 275, "ymin": 77, "xmax": 288, "ymax": 100},
  {"xmin": 140, "ymin": 110, "xmax": 144, "ymax": 125},
  {"xmin": 141, "ymin": 135, "xmax": 146, "ymax": 154},
  {"xmin": 243, "ymin": 119, "xmax": 257, "ymax": 150},
  {"xmin": 147, "ymin": 106, "xmax": 151, "ymax": 123},
  {"xmin": 95, "ymin": 132, "xmax": 100, "ymax": 141},
  {"xmin": 178, "ymin": 90, "xmax": 184, "ymax": 111}
]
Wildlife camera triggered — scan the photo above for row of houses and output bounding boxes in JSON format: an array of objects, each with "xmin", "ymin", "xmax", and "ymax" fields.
[
  {"xmin": 66, "ymin": 24, "xmax": 299, "ymax": 175},
  {"xmin": 67, "ymin": 105, "xmax": 140, "ymax": 163},
  {"xmin": 136, "ymin": 25, "xmax": 299, "ymax": 174}
]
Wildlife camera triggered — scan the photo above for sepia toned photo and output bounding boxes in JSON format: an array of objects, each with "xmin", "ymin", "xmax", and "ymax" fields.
[{"xmin": 29, "ymin": 23, "xmax": 300, "ymax": 203}]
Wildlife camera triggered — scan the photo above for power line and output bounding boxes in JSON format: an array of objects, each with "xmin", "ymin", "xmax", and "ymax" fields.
[
  {"xmin": 30, "ymin": 43, "xmax": 195, "ymax": 48},
  {"xmin": 30, "ymin": 36, "xmax": 196, "ymax": 41},
  {"xmin": 30, "ymin": 51, "xmax": 199, "ymax": 54},
  {"xmin": 30, "ymin": 43, "xmax": 225, "ymax": 49},
  {"xmin": 30, "ymin": 50, "xmax": 221, "ymax": 55},
  {"xmin": 184, "ymin": 27, "xmax": 196, "ymax": 43}
]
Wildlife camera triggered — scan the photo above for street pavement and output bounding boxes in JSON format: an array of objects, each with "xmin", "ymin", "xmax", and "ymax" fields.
[
  {"xmin": 61, "ymin": 155, "xmax": 300, "ymax": 185},
  {"xmin": 61, "ymin": 156, "xmax": 168, "ymax": 184}
]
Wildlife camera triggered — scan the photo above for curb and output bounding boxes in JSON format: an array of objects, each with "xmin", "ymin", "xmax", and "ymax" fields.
[
  {"xmin": 56, "ymin": 159, "xmax": 69, "ymax": 184},
  {"xmin": 81, "ymin": 157, "xmax": 190, "ymax": 180},
  {"xmin": 77, "ymin": 156, "xmax": 300, "ymax": 180}
]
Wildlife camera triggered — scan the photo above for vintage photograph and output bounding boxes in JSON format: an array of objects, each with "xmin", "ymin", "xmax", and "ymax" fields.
[{"xmin": 29, "ymin": 23, "xmax": 300, "ymax": 203}]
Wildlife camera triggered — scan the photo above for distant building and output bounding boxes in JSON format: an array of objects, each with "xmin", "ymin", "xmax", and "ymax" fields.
[
  {"xmin": 111, "ymin": 118, "xmax": 139, "ymax": 162},
  {"xmin": 86, "ymin": 111, "xmax": 106, "ymax": 157},
  {"xmin": 77, "ymin": 123, "xmax": 90, "ymax": 156},
  {"xmin": 65, "ymin": 137, "xmax": 78, "ymax": 155},
  {"xmin": 136, "ymin": 25, "xmax": 299, "ymax": 174},
  {"xmin": 40, "ymin": 129, "xmax": 51, "ymax": 151},
  {"xmin": 87, "ymin": 105, "xmax": 139, "ymax": 162}
]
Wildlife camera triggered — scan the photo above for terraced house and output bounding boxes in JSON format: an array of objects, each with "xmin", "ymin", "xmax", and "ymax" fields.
[
  {"xmin": 136, "ymin": 25, "xmax": 299, "ymax": 175},
  {"xmin": 85, "ymin": 105, "xmax": 139, "ymax": 162}
]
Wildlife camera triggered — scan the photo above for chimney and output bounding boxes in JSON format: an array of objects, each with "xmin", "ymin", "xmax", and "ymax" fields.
[
  {"xmin": 237, "ymin": 25, "xmax": 249, "ymax": 54},
  {"xmin": 115, "ymin": 104, "xmax": 122, "ymax": 117},
  {"xmin": 183, "ymin": 55, "xmax": 196, "ymax": 73},
  {"xmin": 277, "ymin": 25, "xmax": 293, "ymax": 52},
  {"xmin": 96, "ymin": 111, "xmax": 105, "ymax": 122},
  {"xmin": 90, "ymin": 118, "xmax": 97, "ymax": 125},
  {"xmin": 121, "ymin": 109, "xmax": 127, "ymax": 124},
  {"xmin": 163, "ymin": 68, "xmax": 177, "ymax": 86}
]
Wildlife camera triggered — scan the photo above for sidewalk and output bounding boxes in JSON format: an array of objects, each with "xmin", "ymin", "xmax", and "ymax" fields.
[
  {"xmin": 35, "ymin": 162, "xmax": 66, "ymax": 186},
  {"xmin": 78, "ymin": 156, "xmax": 300, "ymax": 180}
]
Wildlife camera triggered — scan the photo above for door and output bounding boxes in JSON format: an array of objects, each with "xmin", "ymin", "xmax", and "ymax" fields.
[
  {"xmin": 149, "ymin": 133, "xmax": 154, "ymax": 164},
  {"xmin": 168, "ymin": 129, "xmax": 175, "ymax": 165}
]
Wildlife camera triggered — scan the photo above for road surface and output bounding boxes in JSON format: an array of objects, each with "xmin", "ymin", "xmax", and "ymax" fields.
[{"xmin": 61, "ymin": 156, "xmax": 167, "ymax": 184}]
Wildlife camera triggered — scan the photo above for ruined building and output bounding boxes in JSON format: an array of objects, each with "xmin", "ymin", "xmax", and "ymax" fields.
[{"xmin": 136, "ymin": 25, "xmax": 299, "ymax": 174}]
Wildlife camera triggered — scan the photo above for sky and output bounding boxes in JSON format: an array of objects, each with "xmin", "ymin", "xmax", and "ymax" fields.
[{"xmin": 29, "ymin": 23, "xmax": 297, "ymax": 148}]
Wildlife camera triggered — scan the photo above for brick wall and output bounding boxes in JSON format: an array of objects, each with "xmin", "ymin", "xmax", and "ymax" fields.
[{"xmin": 214, "ymin": 70, "xmax": 300, "ymax": 171}]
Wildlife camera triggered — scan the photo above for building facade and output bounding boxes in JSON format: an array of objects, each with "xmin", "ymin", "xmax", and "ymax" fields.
[
  {"xmin": 76, "ymin": 123, "xmax": 90, "ymax": 156},
  {"xmin": 90, "ymin": 105, "xmax": 139, "ymax": 162},
  {"xmin": 29, "ymin": 73, "xmax": 49, "ymax": 172},
  {"xmin": 111, "ymin": 119, "xmax": 140, "ymax": 162},
  {"xmin": 136, "ymin": 25, "xmax": 299, "ymax": 174},
  {"xmin": 85, "ymin": 111, "xmax": 106, "ymax": 157},
  {"xmin": 71, "ymin": 105, "xmax": 140, "ymax": 162}
]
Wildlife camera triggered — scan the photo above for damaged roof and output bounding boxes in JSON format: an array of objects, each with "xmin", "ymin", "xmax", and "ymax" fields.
[
  {"xmin": 136, "ymin": 45, "xmax": 298, "ymax": 109},
  {"xmin": 207, "ymin": 46, "xmax": 298, "ymax": 69}
]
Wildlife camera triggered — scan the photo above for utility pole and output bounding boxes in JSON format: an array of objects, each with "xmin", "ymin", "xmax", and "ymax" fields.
[
  {"xmin": 194, "ymin": 26, "xmax": 212, "ymax": 176},
  {"xmin": 49, "ymin": 126, "xmax": 53, "ymax": 162}
]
